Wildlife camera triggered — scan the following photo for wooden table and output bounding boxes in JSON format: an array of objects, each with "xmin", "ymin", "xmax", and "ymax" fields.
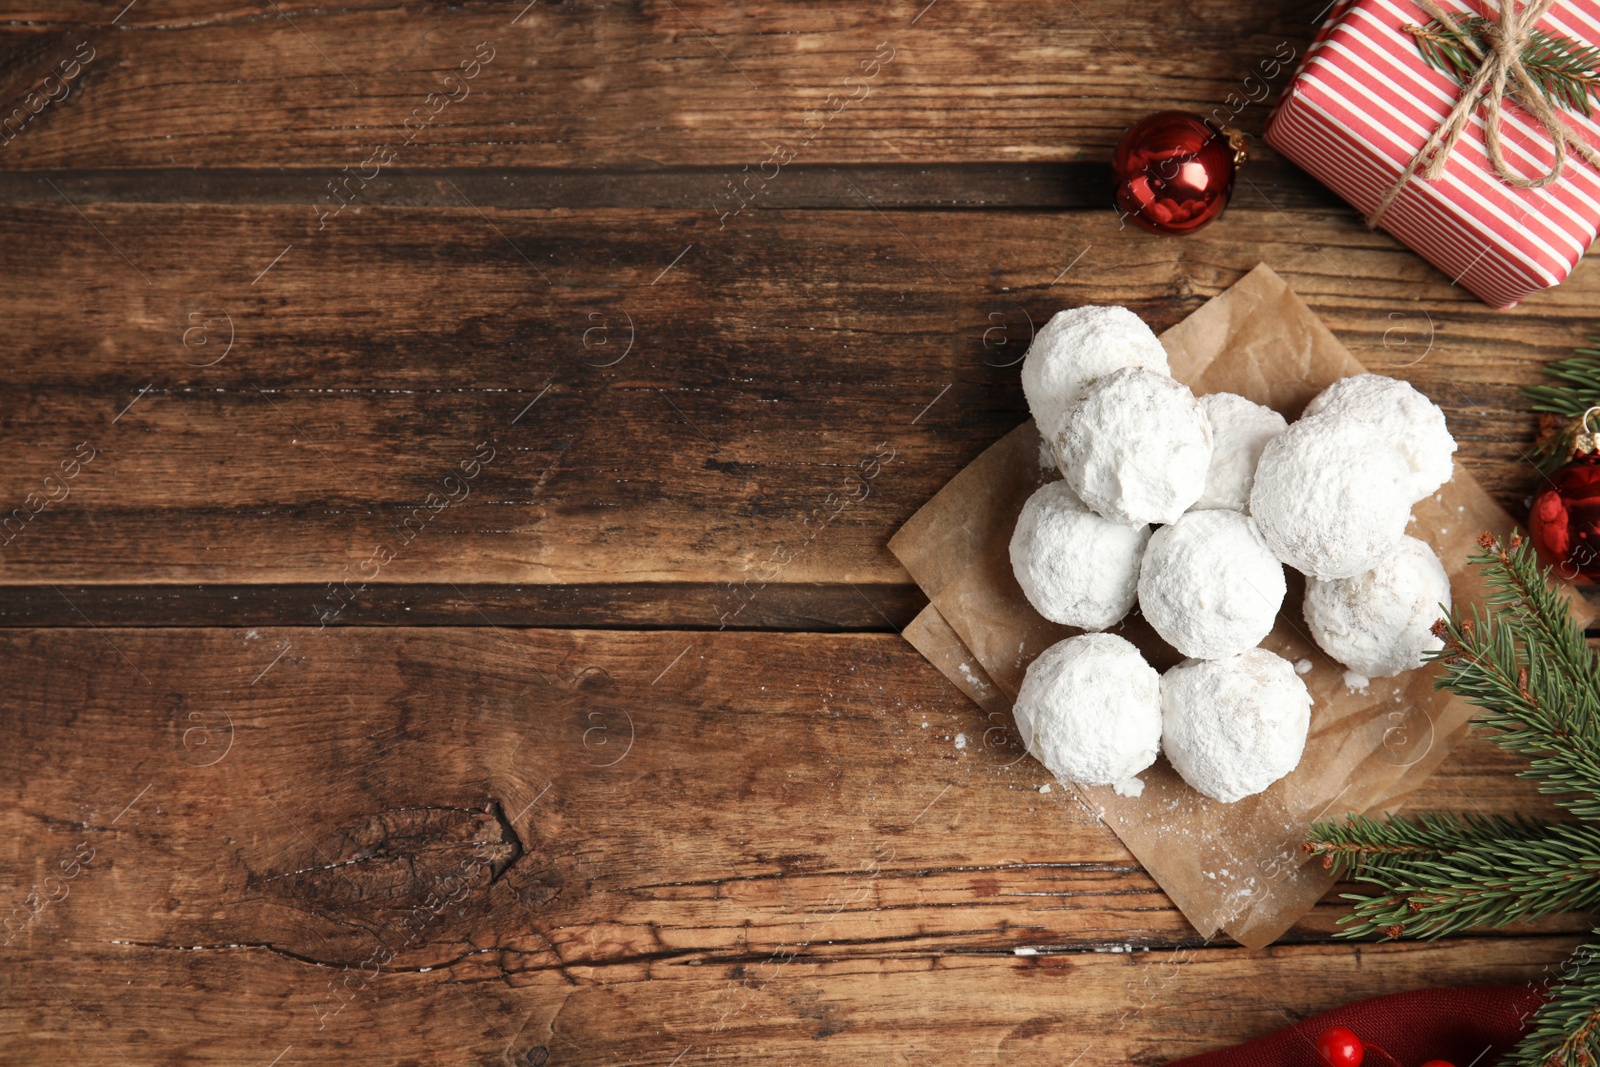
[{"xmin": 1, "ymin": 1, "xmax": 1594, "ymax": 1063}]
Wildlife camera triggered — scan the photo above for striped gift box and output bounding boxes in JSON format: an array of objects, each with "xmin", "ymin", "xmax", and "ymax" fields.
[{"xmin": 1264, "ymin": 0, "xmax": 1600, "ymax": 308}]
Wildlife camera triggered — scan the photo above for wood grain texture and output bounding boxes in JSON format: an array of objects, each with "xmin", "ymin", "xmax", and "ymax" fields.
[
  {"xmin": 3, "ymin": 0, "xmax": 1597, "ymax": 1056},
  {"xmin": 0, "ymin": 0, "xmax": 1326, "ymax": 170},
  {"xmin": 0, "ymin": 197, "xmax": 1592, "ymax": 595},
  {"xmin": 0, "ymin": 629, "xmax": 1583, "ymax": 1065}
]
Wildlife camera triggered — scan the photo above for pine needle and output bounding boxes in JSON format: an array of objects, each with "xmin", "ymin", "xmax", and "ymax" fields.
[
  {"xmin": 1406, "ymin": 17, "xmax": 1600, "ymax": 117},
  {"xmin": 1310, "ymin": 536, "xmax": 1600, "ymax": 1065}
]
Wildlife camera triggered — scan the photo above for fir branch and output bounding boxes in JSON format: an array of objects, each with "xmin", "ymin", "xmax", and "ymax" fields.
[
  {"xmin": 1405, "ymin": 16, "xmax": 1600, "ymax": 117},
  {"xmin": 1307, "ymin": 811, "xmax": 1556, "ymax": 872},
  {"xmin": 1504, "ymin": 932, "xmax": 1600, "ymax": 1067},
  {"xmin": 1525, "ymin": 339, "xmax": 1600, "ymax": 418},
  {"xmin": 1461, "ymin": 534, "xmax": 1600, "ymax": 701},
  {"xmin": 1323, "ymin": 820, "xmax": 1600, "ymax": 939},
  {"xmin": 1430, "ymin": 537, "xmax": 1600, "ymax": 818},
  {"xmin": 1524, "ymin": 330, "xmax": 1600, "ymax": 473},
  {"xmin": 1308, "ymin": 534, "xmax": 1600, "ymax": 1064}
]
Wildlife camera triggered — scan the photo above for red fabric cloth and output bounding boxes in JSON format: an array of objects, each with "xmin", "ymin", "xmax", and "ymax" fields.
[{"xmin": 1165, "ymin": 985, "xmax": 1549, "ymax": 1067}]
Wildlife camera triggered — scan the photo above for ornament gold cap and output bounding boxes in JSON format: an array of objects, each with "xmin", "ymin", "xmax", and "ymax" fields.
[{"xmin": 1576, "ymin": 405, "xmax": 1600, "ymax": 454}]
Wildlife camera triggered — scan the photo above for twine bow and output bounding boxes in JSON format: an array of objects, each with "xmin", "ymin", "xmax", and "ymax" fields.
[{"xmin": 1369, "ymin": 0, "xmax": 1600, "ymax": 228}]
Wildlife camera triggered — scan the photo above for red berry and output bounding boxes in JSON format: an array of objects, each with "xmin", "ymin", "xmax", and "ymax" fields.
[{"xmin": 1317, "ymin": 1026, "xmax": 1364, "ymax": 1067}]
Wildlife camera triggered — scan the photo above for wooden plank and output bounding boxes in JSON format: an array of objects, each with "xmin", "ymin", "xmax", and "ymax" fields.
[
  {"xmin": 0, "ymin": 202, "xmax": 1592, "ymax": 593},
  {"xmin": 0, "ymin": 160, "xmax": 1349, "ymax": 213},
  {"xmin": 0, "ymin": 628, "xmax": 1583, "ymax": 1064},
  {"xmin": 0, "ymin": 581, "xmax": 926, "ymax": 629},
  {"xmin": 0, "ymin": 0, "xmax": 1327, "ymax": 170}
]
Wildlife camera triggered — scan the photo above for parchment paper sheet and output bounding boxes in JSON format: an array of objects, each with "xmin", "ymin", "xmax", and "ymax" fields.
[{"xmin": 889, "ymin": 264, "xmax": 1593, "ymax": 949}]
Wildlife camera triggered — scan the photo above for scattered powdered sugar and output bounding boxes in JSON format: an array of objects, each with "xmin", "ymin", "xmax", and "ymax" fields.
[
  {"xmin": 1343, "ymin": 670, "xmax": 1370, "ymax": 692},
  {"xmin": 1304, "ymin": 374, "xmax": 1455, "ymax": 502},
  {"xmin": 1160, "ymin": 649, "xmax": 1312, "ymax": 803},
  {"xmin": 957, "ymin": 661, "xmax": 992, "ymax": 694},
  {"xmin": 1010, "ymin": 481, "xmax": 1151, "ymax": 629},
  {"xmin": 1039, "ymin": 783, "xmax": 1051, "ymax": 793},
  {"xmin": 1295, "ymin": 658, "xmax": 1313, "ymax": 675},
  {"xmin": 1013, "ymin": 633, "xmax": 1161, "ymax": 786},
  {"xmin": 1113, "ymin": 777, "xmax": 1145, "ymax": 798},
  {"xmin": 1250, "ymin": 413, "xmax": 1412, "ymax": 579},
  {"xmin": 954, "ymin": 732, "xmax": 967, "ymax": 750},
  {"xmin": 1137, "ymin": 510, "xmax": 1285, "ymax": 659},
  {"xmin": 1305, "ymin": 536, "xmax": 1451, "ymax": 677},
  {"xmin": 1021, "ymin": 306, "xmax": 1170, "ymax": 443},
  {"xmin": 1054, "ymin": 367, "xmax": 1213, "ymax": 526},
  {"xmin": 1193, "ymin": 392, "xmax": 1287, "ymax": 512}
]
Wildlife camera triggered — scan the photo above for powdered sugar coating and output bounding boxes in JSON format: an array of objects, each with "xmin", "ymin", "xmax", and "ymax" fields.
[
  {"xmin": 1010, "ymin": 481, "xmax": 1151, "ymax": 629},
  {"xmin": 1304, "ymin": 374, "xmax": 1455, "ymax": 501},
  {"xmin": 1304, "ymin": 535, "xmax": 1452, "ymax": 677},
  {"xmin": 1021, "ymin": 306, "xmax": 1171, "ymax": 443},
  {"xmin": 1193, "ymin": 392, "xmax": 1288, "ymax": 512},
  {"xmin": 1137, "ymin": 510, "xmax": 1286, "ymax": 659},
  {"xmin": 1161, "ymin": 649, "xmax": 1312, "ymax": 803},
  {"xmin": 1250, "ymin": 414, "xmax": 1412, "ymax": 580},
  {"xmin": 1014, "ymin": 633, "xmax": 1161, "ymax": 787},
  {"xmin": 1053, "ymin": 367, "xmax": 1213, "ymax": 526}
]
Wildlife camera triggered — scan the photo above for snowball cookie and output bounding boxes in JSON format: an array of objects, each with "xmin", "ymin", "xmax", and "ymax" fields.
[
  {"xmin": 1053, "ymin": 367, "xmax": 1213, "ymax": 526},
  {"xmin": 1304, "ymin": 374, "xmax": 1456, "ymax": 501},
  {"xmin": 1013, "ymin": 633, "xmax": 1161, "ymax": 787},
  {"xmin": 1021, "ymin": 306, "xmax": 1171, "ymax": 443},
  {"xmin": 1250, "ymin": 415, "xmax": 1413, "ymax": 580},
  {"xmin": 1138, "ymin": 510, "xmax": 1286, "ymax": 659},
  {"xmin": 1304, "ymin": 536, "xmax": 1452, "ymax": 678},
  {"xmin": 1009, "ymin": 481, "xmax": 1152, "ymax": 630},
  {"xmin": 1192, "ymin": 392, "xmax": 1288, "ymax": 512},
  {"xmin": 1161, "ymin": 650, "xmax": 1312, "ymax": 803}
]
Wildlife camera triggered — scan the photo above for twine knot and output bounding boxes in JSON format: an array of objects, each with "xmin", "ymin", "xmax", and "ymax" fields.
[{"xmin": 1369, "ymin": 0, "xmax": 1600, "ymax": 228}]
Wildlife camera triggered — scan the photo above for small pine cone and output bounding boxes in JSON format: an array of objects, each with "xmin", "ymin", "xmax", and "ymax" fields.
[{"xmin": 1535, "ymin": 413, "xmax": 1567, "ymax": 450}]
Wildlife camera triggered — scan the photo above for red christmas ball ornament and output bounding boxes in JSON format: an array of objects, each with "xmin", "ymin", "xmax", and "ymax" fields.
[
  {"xmin": 1529, "ymin": 411, "xmax": 1600, "ymax": 582},
  {"xmin": 1317, "ymin": 1026, "xmax": 1365, "ymax": 1067},
  {"xmin": 1112, "ymin": 110, "xmax": 1247, "ymax": 235}
]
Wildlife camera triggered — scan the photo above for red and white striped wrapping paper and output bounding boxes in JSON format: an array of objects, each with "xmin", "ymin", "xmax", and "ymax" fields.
[{"xmin": 1264, "ymin": 0, "xmax": 1600, "ymax": 308}]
